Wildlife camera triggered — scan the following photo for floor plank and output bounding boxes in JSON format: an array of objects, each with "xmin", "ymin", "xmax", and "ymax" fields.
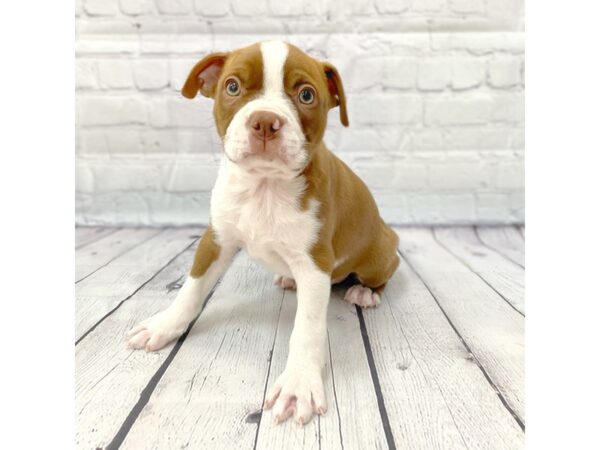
[
  {"xmin": 364, "ymin": 249, "xmax": 524, "ymax": 448},
  {"xmin": 75, "ymin": 228, "xmax": 161, "ymax": 282},
  {"xmin": 120, "ymin": 252, "xmax": 285, "ymax": 450},
  {"xmin": 434, "ymin": 227, "xmax": 525, "ymax": 315},
  {"xmin": 397, "ymin": 228, "xmax": 525, "ymax": 424},
  {"xmin": 476, "ymin": 227, "xmax": 525, "ymax": 267},
  {"xmin": 75, "ymin": 226, "xmax": 120, "ymax": 249},
  {"xmin": 255, "ymin": 288, "xmax": 387, "ymax": 450},
  {"xmin": 76, "ymin": 242, "xmax": 198, "ymax": 449},
  {"xmin": 75, "ymin": 228, "xmax": 199, "ymax": 342}
]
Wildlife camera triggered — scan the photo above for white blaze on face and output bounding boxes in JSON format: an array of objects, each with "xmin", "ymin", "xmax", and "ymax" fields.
[{"xmin": 223, "ymin": 41, "xmax": 307, "ymax": 177}]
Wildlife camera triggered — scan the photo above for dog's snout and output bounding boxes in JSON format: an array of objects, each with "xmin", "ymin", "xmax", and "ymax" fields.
[{"xmin": 248, "ymin": 111, "xmax": 285, "ymax": 141}]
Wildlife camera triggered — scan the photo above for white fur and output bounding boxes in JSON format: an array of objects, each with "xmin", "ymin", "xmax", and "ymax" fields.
[
  {"xmin": 223, "ymin": 41, "xmax": 307, "ymax": 174},
  {"xmin": 127, "ymin": 244, "xmax": 237, "ymax": 351}
]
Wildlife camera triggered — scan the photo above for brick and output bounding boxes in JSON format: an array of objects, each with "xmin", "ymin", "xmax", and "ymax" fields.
[
  {"xmin": 424, "ymin": 98, "xmax": 491, "ymax": 125},
  {"xmin": 451, "ymin": 57, "xmax": 485, "ymax": 90},
  {"xmin": 488, "ymin": 56, "xmax": 522, "ymax": 88},
  {"xmin": 351, "ymin": 94, "xmax": 422, "ymax": 125},
  {"xmin": 148, "ymin": 98, "xmax": 170, "ymax": 128},
  {"xmin": 408, "ymin": 194, "xmax": 441, "ymax": 223},
  {"xmin": 77, "ymin": 96, "xmax": 146, "ymax": 126},
  {"xmin": 476, "ymin": 193, "xmax": 511, "ymax": 222},
  {"xmin": 78, "ymin": 130, "xmax": 109, "ymax": 154},
  {"xmin": 411, "ymin": 0, "xmax": 445, "ymax": 13},
  {"xmin": 169, "ymin": 98, "xmax": 214, "ymax": 128},
  {"xmin": 75, "ymin": 165, "xmax": 95, "ymax": 193},
  {"xmin": 374, "ymin": 0, "xmax": 410, "ymax": 14},
  {"xmin": 382, "ymin": 58, "xmax": 417, "ymax": 89},
  {"xmin": 417, "ymin": 59, "xmax": 451, "ymax": 91},
  {"xmin": 155, "ymin": 0, "xmax": 192, "ymax": 14},
  {"xmin": 348, "ymin": 58, "xmax": 383, "ymax": 91},
  {"xmin": 437, "ymin": 194, "xmax": 476, "ymax": 222},
  {"xmin": 231, "ymin": 0, "xmax": 267, "ymax": 16},
  {"xmin": 411, "ymin": 129, "xmax": 444, "ymax": 151},
  {"xmin": 266, "ymin": 0, "xmax": 304, "ymax": 16},
  {"xmin": 94, "ymin": 165, "xmax": 160, "ymax": 192},
  {"xmin": 97, "ymin": 60, "xmax": 134, "ymax": 89},
  {"xmin": 429, "ymin": 163, "xmax": 490, "ymax": 190},
  {"xmin": 133, "ymin": 60, "xmax": 169, "ymax": 90},
  {"xmin": 194, "ymin": 0, "xmax": 230, "ymax": 16},
  {"xmin": 76, "ymin": 60, "xmax": 97, "ymax": 89},
  {"xmin": 165, "ymin": 163, "xmax": 217, "ymax": 192},
  {"xmin": 495, "ymin": 162, "xmax": 524, "ymax": 189},
  {"xmin": 84, "ymin": 0, "xmax": 118, "ymax": 16},
  {"xmin": 119, "ymin": 0, "xmax": 152, "ymax": 15},
  {"xmin": 106, "ymin": 130, "xmax": 144, "ymax": 154},
  {"xmin": 490, "ymin": 94, "xmax": 524, "ymax": 123},
  {"xmin": 170, "ymin": 58, "xmax": 198, "ymax": 92},
  {"xmin": 449, "ymin": 0, "xmax": 484, "ymax": 14}
]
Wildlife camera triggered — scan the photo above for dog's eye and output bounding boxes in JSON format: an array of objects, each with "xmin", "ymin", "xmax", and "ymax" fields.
[
  {"xmin": 225, "ymin": 78, "xmax": 241, "ymax": 96},
  {"xmin": 298, "ymin": 86, "xmax": 315, "ymax": 105}
]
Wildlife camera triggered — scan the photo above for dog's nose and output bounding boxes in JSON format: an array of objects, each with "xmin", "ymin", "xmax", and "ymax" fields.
[{"xmin": 248, "ymin": 111, "xmax": 285, "ymax": 141}]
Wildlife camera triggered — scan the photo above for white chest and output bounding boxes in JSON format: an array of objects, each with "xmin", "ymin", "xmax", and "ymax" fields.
[{"xmin": 210, "ymin": 162, "xmax": 320, "ymax": 276}]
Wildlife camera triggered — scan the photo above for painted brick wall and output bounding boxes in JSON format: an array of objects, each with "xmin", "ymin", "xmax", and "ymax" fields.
[{"xmin": 75, "ymin": 0, "xmax": 524, "ymax": 225}]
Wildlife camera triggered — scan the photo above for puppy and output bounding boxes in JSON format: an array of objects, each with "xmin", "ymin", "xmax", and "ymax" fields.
[{"xmin": 127, "ymin": 41, "xmax": 400, "ymax": 425}]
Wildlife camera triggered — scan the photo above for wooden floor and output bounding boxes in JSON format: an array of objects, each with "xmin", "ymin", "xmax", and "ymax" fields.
[{"xmin": 75, "ymin": 226, "xmax": 525, "ymax": 450}]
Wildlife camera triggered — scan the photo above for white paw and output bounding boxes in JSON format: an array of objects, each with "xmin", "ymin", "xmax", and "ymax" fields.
[
  {"xmin": 344, "ymin": 284, "xmax": 381, "ymax": 308},
  {"xmin": 273, "ymin": 274, "xmax": 297, "ymax": 290},
  {"xmin": 126, "ymin": 309, "xmax": 189, "ymax": 352},
  {"xmin": 263, "ymin": 366, "xmax": 326, "ymax": 426}
]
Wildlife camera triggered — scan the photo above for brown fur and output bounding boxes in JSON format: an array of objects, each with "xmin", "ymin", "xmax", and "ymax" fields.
[
  {"xmin": 190, "ymin": 226, "xmax": 221, "ymax": 278},
  {"xmin": 183, "ymin": 43, "xmax": 399, "ymax": 288}
]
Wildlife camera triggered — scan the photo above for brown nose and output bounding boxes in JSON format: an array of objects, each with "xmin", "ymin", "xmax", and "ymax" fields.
[{"xmin": 248, "ymin": 111, "xmax": 285, "ymax": 141}]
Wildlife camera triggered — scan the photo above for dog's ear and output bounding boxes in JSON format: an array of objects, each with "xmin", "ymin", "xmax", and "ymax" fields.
[
  {"xmin": 323, "ymin": 62, "xmax": 349, "ymax": 127},
  {"xmin": 182, "ymin": 52, "xmax": 229, "ymax": 99}
]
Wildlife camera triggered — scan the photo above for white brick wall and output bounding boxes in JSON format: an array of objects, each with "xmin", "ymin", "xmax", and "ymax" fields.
[{"xmin": 75, "ymin": 0, "xmax": 524, "ymax": 225}]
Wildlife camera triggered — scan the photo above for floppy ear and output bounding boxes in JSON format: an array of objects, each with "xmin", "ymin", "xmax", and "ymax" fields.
[
  {"xmin": 323, "ymin": 62, "xmax": 349, "ymax": 127},
  {"xmin": 181, "ymin": 52, "xmax": 229, "ymax": 99}
]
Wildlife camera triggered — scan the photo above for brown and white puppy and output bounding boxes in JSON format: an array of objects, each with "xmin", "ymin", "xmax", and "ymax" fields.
[{"xmin": 127, "ymin": 41, "xmax": 399, "ymax": 425}]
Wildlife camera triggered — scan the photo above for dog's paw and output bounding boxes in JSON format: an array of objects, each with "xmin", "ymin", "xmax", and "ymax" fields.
[
  {"xmin": 126, "ymin": 310, "xmax": 188, "ymax": 352},
  {"xmin": 263, "ymin": 366, "xmax": 326, "ymax": 426},
  {"xmin": 273, "ymin": 274, "xmax": 297, "ymax": 290},
  {"xmin": 344, "ymin": 284, "xmax": 381, "ymax": 308}
]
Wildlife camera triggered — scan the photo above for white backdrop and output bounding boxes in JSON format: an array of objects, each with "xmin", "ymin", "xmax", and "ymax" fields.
[{"xmin": 75, "ymin": 0, "xmax": 524, "ymax": 225}]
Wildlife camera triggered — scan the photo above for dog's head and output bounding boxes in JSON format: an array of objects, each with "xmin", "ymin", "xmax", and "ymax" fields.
[{"xmin": 182, "ymin": 41, "xmax": 348, "ymax": 178}]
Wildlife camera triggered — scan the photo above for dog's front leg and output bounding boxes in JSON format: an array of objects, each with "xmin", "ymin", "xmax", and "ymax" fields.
[
  {"xmin": 127, "ymin": 226, "xmax": 237, "ymax": 351},
  {"xmin": 264, "ymin": 260, "xmax": 331, "ymax": 425}
]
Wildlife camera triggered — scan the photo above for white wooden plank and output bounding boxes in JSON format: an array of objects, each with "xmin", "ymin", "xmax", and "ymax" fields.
[
  {"xmin": 75, "ymin": 226, "xmax": 120, "ymax": 249},
  {"xmin": 364, "ymin": 250, "xmax": 524, "ymax": 449},
  {"xmin": 75, "ymin": 228, "xmax": 199, "ymax": 341},
  {"xmin": 434, "ymin": 227, "xmax": 525, "ymax": 315},
  {"xmin": 76, "ymin": 241, "xmax": 198, "ymax": 449},
  {"xmin": 397, "ymin": 228, "xmax": 525, "ymax": 423},
  {"xmin": 75, "ymin": 228, "xmax": 160, "ymax": 282},
  {"xmin": 476, "ymin": 227, "xmax": 525, "ymax": 267},
  {"xmin": 255, "ymin": 287, "xmax": 387, "ymax": 450},
  {"xmin": 255, "ymin": 286, "xmax": 338, "ymax": 450},
  {"xmin": 120, "ymin": 251, "xmax": 285, "ymax": 450}
]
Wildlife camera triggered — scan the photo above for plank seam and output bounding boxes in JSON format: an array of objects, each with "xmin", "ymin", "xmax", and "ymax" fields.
[
  {"xmin": 398, "ymin": 249, "xmax": 526, "ymax": 432},
  {"xmin": 104, "ymin": 267, "xmax": 224, "ymax": 450},
  {"xmin": 432, "ymin": 229, "xmax": 525, "ymax": 317},
  {"xmin": 474, "ymin": 227, "xmax": 525, "ymax": 269},
  {"xmin": 75, "ymin": 227, "xmax": 121, "ymax": 250},
  {"xmin": 75, "ymin": 237, "xmax": 198, "ymax": 345},
  {"xmin": 356, "ymin": 306, "xmax": 397, "ymax": 450},
  {"xmin": 252, "ymin": 288, "xmax": 285, "ymax": 450},
  {"xmin": 326, "ymin": 330, "xmax": 345, "ymax": 450},
  {"xmin": 383, "ymin": 295, "xmax": 470, "ymax": 448},
  {"xmin": 75, "ymin": 229, "xmax": 164, "ymax": 284}
]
